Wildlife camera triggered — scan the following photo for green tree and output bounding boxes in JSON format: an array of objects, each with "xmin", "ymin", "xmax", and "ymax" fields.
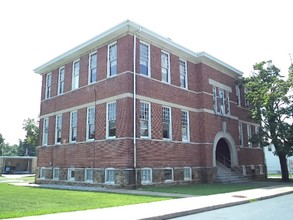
[
  {"xmin": 1, "ymin": 144, "xmax": 18, "ymax": 156},
  {"xmin": 0, "ymin": 133, "xmax": 4, "ymax": 156},
  {"xmin": 19, "ymin": 118, "xmax": 39, "ymax": 156},
  {"xmin": 243, "ymin": 61, "xmax": 293, "ymax": 181}
]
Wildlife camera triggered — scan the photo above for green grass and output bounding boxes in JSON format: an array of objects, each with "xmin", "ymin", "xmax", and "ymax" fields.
[
  {"xmin": 0, "ymin": 184, "xmax": 171, "ymax": 219},
  {"xmin": 140, "ymin": 182, "xmax": 272, "ymax": 196}
]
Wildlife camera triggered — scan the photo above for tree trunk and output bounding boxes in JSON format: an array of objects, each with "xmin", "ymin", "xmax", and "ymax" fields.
[{"xmin": 279, "ymin": 153, "xmax": 289, "ymax": 181}]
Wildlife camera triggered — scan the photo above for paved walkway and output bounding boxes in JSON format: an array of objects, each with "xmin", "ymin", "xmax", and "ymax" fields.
[{"xmin": 5, "ymin": 181, "xmax": 293, "ymax": 220}]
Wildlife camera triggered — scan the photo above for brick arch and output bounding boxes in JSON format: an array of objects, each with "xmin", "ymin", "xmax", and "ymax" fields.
[{"xmin": 212, "ymin": 131, "xmax": 238, "ymax": 167}]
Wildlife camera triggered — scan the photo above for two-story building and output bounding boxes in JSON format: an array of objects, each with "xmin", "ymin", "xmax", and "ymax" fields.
[{"xmin": 34, "ymin": 20, "xmax": 265, "ymax": 187}]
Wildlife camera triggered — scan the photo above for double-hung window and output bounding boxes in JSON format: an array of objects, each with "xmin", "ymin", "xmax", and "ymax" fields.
[
  {"xmin": 213, "ymin": 86, "xmax": 230, "ymax": 116},
  {"xmin": 162, "ymin": 106, "xmax": 171, "ymax": 140},
  {"xmin": 45, "ymin": 73, "xmax": 52, "ymax": 99},
  {"xmin": 141, "ymin": 168, "xmax": 152, "ymax": 184},
  {"xmin": 161, "ymin": 51, "xmax": 170, "ymax": 83},
  {"xmin": 68, "ymin": 168, "xmax": 75, "ymax": 181},
  {"xmin": 239, "ymin": 123, "xmax": 244, "ymax": 146},
  {"xmin": 184, "ymin": 167, "xmax": 192, "ymax": 180},
  {"xmin": 164, "ymin": 168, "xmax": 173, "ymax": 182},
  {"xmin": 85, "ymin": 168, "xmax": 93, "ymax": 182},
  {"xmin": 107, "ymin": 102, "xmax": 116, "ymax": 138},
  {"xmin": 140, "ymin": 101, "xmax": 150, "ymax": 138},
  {"xmin": 140, "ymin": 42, "xmax": 150, "ymax": 76},
  {"xmin": 55, "ymin": 114, "xmax": 62, "ymax": 144},
  {"xmin": 42, "ymin": 118, "xmax": 49, "ymax": 146},
  {"xmin": 105, "ymin": 168, "xmax": 115, "ymax": 184},
  {"xmin": 180, "ymin": 59, "xmax": 187, "ymax": 89},
  {"xmin": 87, "ymin": 107, "xmax": 95, "ymax": 141},
  {"xmin": 40, "ymin": 167, "xmax": 46, "ymax": 179},
  {"xmin": 247, "ymin": 124, "xmax": 252, "ymax": 147},
  {"xmin": 89, "ymin": 52, "xmax": 97, "ymax": 84},
  {"xmin": 53, "ymin": 168, "xmax": 60, "ymax": 180},
  {"xmin": 244, "ymin": 87, "xmax": 250, "ymax": 108},
  {"xmin": 70, "ymin": 111, "xmax": 77, "ymax": 142},
  {"xmin": 181, "ymin": 110, "xmax": 190, "ymax": 142},
  {"xmin": 236, "ymin": 85, "xmax": 241, "ymax": 106},
  {"xmin": 72, "ymin": 60, "xmax": 80, "ymax": 90},
  {"xmin": 58, "ymin": 67, "xmax": 65, "ymax": 95},
  {"xmin": 108, "ymin": 43, "xmax": 117, "ymax": 77}
]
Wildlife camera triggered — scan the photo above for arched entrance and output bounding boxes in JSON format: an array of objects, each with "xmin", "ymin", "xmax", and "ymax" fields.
[
  {"xmin": 216, "ymin": 138, "xmax": 231, "ymax": 167},
  {"xmin": 212, "ymin": 131, "xmax": 238, "ymax": 167}
]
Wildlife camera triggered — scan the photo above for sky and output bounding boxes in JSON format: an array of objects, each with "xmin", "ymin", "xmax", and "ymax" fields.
[{"xmin": 0, "ymin": 0, "xmax": 292, "ymax": 145}]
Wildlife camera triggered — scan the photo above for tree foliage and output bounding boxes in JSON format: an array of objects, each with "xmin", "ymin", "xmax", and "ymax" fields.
[
  {"xmin": 19, "ymin": 118, "xmax": 39, "ymax": 156},
  {"xmin": 0, "ymin": 133, "xmax": 4, "ymax": 156},
  {"xmin": 243, "ymin": 61, "xmax": 293, "ymax": 181}
]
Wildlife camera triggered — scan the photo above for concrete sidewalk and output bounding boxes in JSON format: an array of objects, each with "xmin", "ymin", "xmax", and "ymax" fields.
[{"xmin": 7, "ymin": 183, "xmax": 293, "ymax": 220}]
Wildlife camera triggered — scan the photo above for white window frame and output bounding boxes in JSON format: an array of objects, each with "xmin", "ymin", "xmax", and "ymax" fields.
[
  {"xmin": 68, "ymin": 168, "xmax": 75, "ymax": 181},
  {"xmin": 184, "ymin": 167, "xmax": 192, "ymax": 181},
  {"xmin": 107, "ymin": 42, "xmax": 117, "ymax": 77},
  {"xmin": 236, "ymin": 85, "xmax": 241, "ymax": 107},
  {"xmin": 88, "ymin": 52, "xmax": 97, "ymax": 84},
  {"xmin": 106, "ymin": 102, "xmax": 116, "ymax": 139},
  {"xmin": 247, "ymin": 124, "xmax": 252, "ymax": 148},
  {"xmin": 58, "ymin": 67, "xmax": 65, "ymax": 95},
  {"xmin": 180, "ymin": 59, "xmax": 188, "ymax": 89},
  {"xmin": 72, "ymin": 59, "xmax": 80, "ymax": 90},
  {"xmin": 181, "ymin": 110, "xmax": 190, "ymax": 142},
  {"xmin": 140, "ymin": 101, "xmax": 151, "ymax": 138},
  {"xmin": 140, "ymin": 41, "xmax": 150, "ymax": 77},
  {"xmin": 53, "ymin": 168, "xmax": 60, "ymax": 180},
  {"xmin": 42, "ymin": 118, "xmax": 49, "ymax": 146},
  {"xmin": 213, "ymin": 86, "xmax": 230, "ymax": 116},
  {"xmin": 239, "ymin": 123, "xmax": 244, "ymax": 146},
  {"xmin": 162, "ymin": 106, "xmax": 172, "ymax": 140},
  {"xmin": 86, "ymin": 106, "xmax": 95, "ymax": 141},
  {"xmin": 70, "ymin": 111, "xmax": 77, "ymax": 143},
  {"xmin": 164, "ymin": 167, "xmax": 174, "ymax": 182},
  {"xmin": 141, "ymin": 168, "xmax": 152, "ymax": 185},
  {"xmin": 40, "ymin": 167, "xmax": 46, "ymax": 179},
  {"xmin": 244, "ymin": 87, "xmax": 250, "ymax": 108},
  {"xmin": 161, "ymin": 51, "xmax": 170, "ymax": 83},
  {"xmin": 85, "ymin": 168, "xmax": 93, "ymax": 182},
  {"xmin": 105, "ymin": 168, "xmax": 115, "ymax": 184},
  {"xmin": 45, "ymin": 73, "xmax": 52, "ymax": 99},
  {"xmin": 55, "ymin": 114, "xmax": 62, "ymax": 144}
]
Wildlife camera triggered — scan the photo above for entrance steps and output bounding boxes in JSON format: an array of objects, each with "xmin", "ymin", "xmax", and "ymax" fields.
[{"xmin": 215, "ymin": 162, "xmax": 251, "ymax": 184}]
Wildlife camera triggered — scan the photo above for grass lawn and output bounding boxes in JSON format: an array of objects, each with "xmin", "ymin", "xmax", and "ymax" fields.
[
  {"xmin": 0, "ymin": 183, "xmax": 171, "ymax": 219},
  {"xmin": 140, "ymin": 182, "xmax": 277, "ymax": 196}
]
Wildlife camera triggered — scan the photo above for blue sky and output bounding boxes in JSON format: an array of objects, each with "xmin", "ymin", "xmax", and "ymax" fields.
[{"xmin": 0, "ymin": 0, "xmax": 292, "ymax": 144}]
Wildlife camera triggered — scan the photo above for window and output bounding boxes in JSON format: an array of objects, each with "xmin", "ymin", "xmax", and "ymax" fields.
[
  {"xmin": 244, "ymin": 87, "xmax": 250, "ymax": 108},
  {"xmin": 141, "ymin": 168, "xmax": 152, "ymax": 184},
  {"xmin": 108, "ymin": 43, "xmax": 117, "ymax": 77},
  {"xmin": 70, "ymin": 111, "xmax": 77, "ymax": 142},
  {"xmin": 45, "ymin": 73, "xmax": 52, "ymax": 99},
  {"xmin": 40, "ymin": 167, "xmax": 46, "ymax": 179},
  {"xmin": 164, "ymin": 168, "xmax": 173, "ymax": 182},
  {"xmin": 58, "ymin": 67, "xmax": 65, "ymax": 95},
  {"xmin": 239, "ymin": 123, "xmax": 244, "ymax": 146},
  {"xmin": 247, "ymin": 124, "xmax": 252, "ymax": 147},
  {"xmin": 140, "ymin": 101, "xmax": 151, "ymax": 138},
  {"xmin": 180, "ymin": 60, "xmax": 187, "ymax": 89},
  {"xmin": 89, "ymin": 52, "xmax": 97, "ymax": 83},
  {"xmin": 42, "ymin": 118, "xmax": 49, "ymax": 146},
  {"xmin": 72, "ymin": 60, "xmax": 80, "ymax": 90},
  {"xmin": 87, "ymin": 107, "xmax": 95, "ymax": 141},
  {"xmin": 255, "ymin": 126, "xmax": 260, "ymax": 148},
  {"xmin": 161, "ymin": 51, "xmax": 170, "ymax": 83},
  {"xmin": 213, "ymin": 86, "xmax": 230, "ymax": 116},
  {"xmin": 107, "ymin": 102, "xmax": 116, "ymax": 138},
  {"xmin": 85, "ymin": 168, "xmax": 93, "ymax": 182},
  {"xmin": 68, "ymin": 168, "xmax": 75, "ymax": 181},
  {"xmin": 181, "ymin": 110, "xmax": 190, "ymax": 142},
  {"xmin": 184, "ymin": 167, "xmax": 192, "ymax": 180},
  {"xmin": 55, "ymin": 114, "xmax": 62, "ymax": 144},
  {"xmin": 236, "ymin": 85, "xmax": 241, "ymax": 106},
  {"xmin": 53, "ymin": 168, "xmax": 60, "ymax": 180},
  {"xmin": 162, "ymin": 106, "xmax": 171, "ymax": 140},
  {"xmin": 140, "ymin": 42, "xmax": 150, "ymax": 76},
  {"xmin": 105, "ymin": 168, "xmax": 115, "ymax": 184}
]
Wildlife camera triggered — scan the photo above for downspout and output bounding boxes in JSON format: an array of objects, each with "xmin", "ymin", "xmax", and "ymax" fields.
[{"xmin": 133, "ymin": 26, "xmax": 141, "ymax": 189}]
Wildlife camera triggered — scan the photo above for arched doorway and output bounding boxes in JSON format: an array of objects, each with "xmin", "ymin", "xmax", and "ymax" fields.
[
  {"xmin": 212, "ymin": 131, "xmax": 238, "ymax": 167},
  {"xmin": 216, "ymin": 138, "xmax": 231, "ymax": 167}
]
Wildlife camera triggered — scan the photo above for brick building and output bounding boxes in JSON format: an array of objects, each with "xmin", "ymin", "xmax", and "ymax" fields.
[{"xmin": 34, "ymin": 20, "xmax": 265, "ymax": 187}]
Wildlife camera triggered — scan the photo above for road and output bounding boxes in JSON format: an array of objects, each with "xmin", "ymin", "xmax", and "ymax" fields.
[{"xmin": 171, "ymin": 193, "xmax": 293, "ymax": 220}]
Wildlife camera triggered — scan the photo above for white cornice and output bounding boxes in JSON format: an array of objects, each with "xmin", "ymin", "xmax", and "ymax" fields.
[{"xmin": 34, "ymin": 20, "xmax": 243, "ymax": 78}]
